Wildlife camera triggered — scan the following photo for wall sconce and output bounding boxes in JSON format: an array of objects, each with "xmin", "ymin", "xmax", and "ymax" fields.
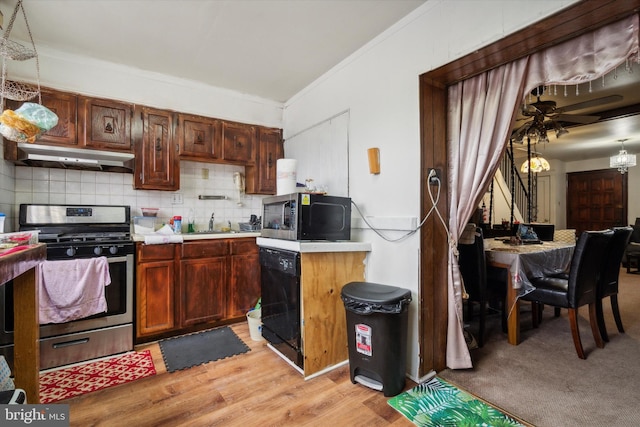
[{"xmin": 368, "ymin": 147, "xmax": 380, "ymax": 174}]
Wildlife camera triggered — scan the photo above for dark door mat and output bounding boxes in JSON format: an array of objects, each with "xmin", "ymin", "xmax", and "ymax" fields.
[{"xmin": 159, "ymin": 326, "xmax": 250, "ymax": 372}]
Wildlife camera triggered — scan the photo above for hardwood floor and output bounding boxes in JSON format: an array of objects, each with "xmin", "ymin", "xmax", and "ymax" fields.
[{"xmin": 65, "ymin": 323, "xmax": 415, "ymax": 426}]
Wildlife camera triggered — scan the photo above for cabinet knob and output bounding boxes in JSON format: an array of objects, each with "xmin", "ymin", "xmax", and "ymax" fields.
[
  {"xmin": 155, "ymin": 138, "xmax": 162, "ymax": 151},
  {"xmin": 267, "ymin": 153, "xmax": 273, "ymax": 167}
]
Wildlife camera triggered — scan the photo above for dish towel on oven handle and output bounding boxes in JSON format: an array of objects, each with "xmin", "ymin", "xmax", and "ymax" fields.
[{"xmin": 38, "ymin": 257, "xmax": 111, "ymax": 324}]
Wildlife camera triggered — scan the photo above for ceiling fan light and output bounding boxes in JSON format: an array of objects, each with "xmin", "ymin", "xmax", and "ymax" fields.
[{"xmin": 521, "ymin": 156, "xmax": 550, "ymax": 173}]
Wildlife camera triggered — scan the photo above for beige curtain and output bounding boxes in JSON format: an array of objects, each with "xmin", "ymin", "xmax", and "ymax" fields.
[{"xmin": 446, "ymin": 14, "xmax": 639, "ymax": 369}]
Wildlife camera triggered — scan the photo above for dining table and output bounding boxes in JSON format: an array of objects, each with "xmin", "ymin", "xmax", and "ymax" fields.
[{"xmin": 484, "ymin": 238, "xmax": 575, "ymax": 345}]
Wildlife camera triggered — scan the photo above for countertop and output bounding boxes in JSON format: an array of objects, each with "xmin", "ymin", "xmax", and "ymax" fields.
[
  {"xmin": 132, "ymin": 232, "xmax": 261, "ymax": 242},
  {"xmin": 256, "ymin": 237, "xmax": 371, "ymax": 253}
]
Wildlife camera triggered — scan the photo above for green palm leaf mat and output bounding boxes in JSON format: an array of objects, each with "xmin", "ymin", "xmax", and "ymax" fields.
[{"xmin": 388, "ymin": 376, "xmax": 525, "ymax": 427}]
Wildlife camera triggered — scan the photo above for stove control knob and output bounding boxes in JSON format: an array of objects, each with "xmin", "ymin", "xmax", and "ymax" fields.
[
  {"xmin": 66, "ymin": 247, "xmax": 76, "ymax": 257},
  {"xmin": 94, "ymin": 246, "xmax": 103, "ymax": 255},
  {"xmin": 109, "ymin": 246, "xmax": 118, "ymax": 255}
]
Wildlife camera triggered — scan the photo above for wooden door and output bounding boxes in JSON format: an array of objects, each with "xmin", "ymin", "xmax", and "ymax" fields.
[{"xmin": 567, "ymin": 169, "xmax": 627, "ymax": 236}]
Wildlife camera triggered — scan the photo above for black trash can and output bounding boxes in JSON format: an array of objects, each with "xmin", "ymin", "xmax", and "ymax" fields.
[{"xmin": 341, "ymin": 281, "xmax": 411, "ymax": 397}]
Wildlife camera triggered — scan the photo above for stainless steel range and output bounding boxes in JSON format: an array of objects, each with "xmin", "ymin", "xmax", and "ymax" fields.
[{"xmin": 0, "ymin": 204, "xmax": 134, "ymax": 370}]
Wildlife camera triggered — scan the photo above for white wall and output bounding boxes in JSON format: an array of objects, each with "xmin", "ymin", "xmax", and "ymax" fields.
[{"xmin": 283, "ymin": 0, "xmax": 578, "ymax": 379}]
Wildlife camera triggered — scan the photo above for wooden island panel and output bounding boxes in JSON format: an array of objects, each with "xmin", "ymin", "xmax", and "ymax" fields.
[
  {"xmin": 0, "ymin": 243, "xmax": 46, "ymax": 404},
  {"xmin": 300, "ymin": 251, "xmax": 367, "ymax": 378}
]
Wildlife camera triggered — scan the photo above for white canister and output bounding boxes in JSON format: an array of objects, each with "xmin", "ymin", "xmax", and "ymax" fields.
[{"xmin": 276, "ymin": 158, "xmax": 297, "ymax": 195}]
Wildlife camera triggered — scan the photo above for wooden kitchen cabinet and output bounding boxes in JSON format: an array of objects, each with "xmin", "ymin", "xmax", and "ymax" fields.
[
  {"xmin": 78, "ymin": 96, "xmax": 133, "ymax": 151},
  {"xmin": 180, "ymin": 240, "xmax": 228, "ymax": 326},
  {"xmin": 6, "ymin": 88, "xmax": 79, "ymax": 146},
  {"xmin": 221, "ymin": 120, "xmax": 256, "ymax": 164},
  {"xmin": 136, "ymin": 244, "xmax": 178, "ymax": 339},
  {"xmin": 134, "ymin": 106, "xmax": 180, "ymax": 191},
  {"xmin": 177, "ymin": 113, "xmax": 222, "ymax": 161},
  {"xmin": 135, "ymin": 238, "xmax": 260, "ymax": 343},
  {"xmin": 245, "ymin": 126, "xmax": 283, "ymax": 195},
  {"xmin": 228, "ymin": 239, "xmax": 261, "ymax": 318}
]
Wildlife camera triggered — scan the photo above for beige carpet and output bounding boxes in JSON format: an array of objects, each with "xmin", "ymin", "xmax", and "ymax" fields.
[{"xmin": 440, "ymin": 268, "xmax": 640, "ymax": 427}]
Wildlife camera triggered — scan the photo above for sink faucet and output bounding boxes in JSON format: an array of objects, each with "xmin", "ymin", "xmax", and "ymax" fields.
[{"xmin": 209, "ymin": 213, "xmax": 215, "ymax": 231}]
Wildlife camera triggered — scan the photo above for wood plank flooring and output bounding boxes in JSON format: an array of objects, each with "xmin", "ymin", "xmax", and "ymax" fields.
[{"xmin": 64, "ymin": 323, "xmax": 414, "ymax": 426}]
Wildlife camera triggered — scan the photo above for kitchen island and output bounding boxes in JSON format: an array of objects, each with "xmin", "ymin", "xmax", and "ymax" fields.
[
  {"xmin": 0, "ymin": 243, "xmax": 46, "ymax": 404},
  {"xmin": 256, "ymin": 237, "xmax": 372, "ymax": 379}
]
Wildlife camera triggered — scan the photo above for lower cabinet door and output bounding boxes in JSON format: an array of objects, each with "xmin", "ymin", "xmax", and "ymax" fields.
[{"xmin": 180, "ymin": 257, "xmax": 226, "ymax": 326}]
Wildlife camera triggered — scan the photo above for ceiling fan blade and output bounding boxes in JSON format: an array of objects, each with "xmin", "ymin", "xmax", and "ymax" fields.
[
  {"xmin": 511, "ymin": 122, "xmax": 530, "ymax": 141},
  {"xmin": 553, "ymin": 113, "xmax": 600, "ymax": 124},
  {"xmin": 556, "ymin": 95, "xmax": 623, "ymax": 113}
]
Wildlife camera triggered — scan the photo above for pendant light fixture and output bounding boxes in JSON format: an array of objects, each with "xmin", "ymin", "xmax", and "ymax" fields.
[
  {"xmin": 521, "ymin": 155, "xmax": 550, "ymax": 173},
  {"xmin": 609, "ymin": 139, "xmax": 636, "ymax": 174}
]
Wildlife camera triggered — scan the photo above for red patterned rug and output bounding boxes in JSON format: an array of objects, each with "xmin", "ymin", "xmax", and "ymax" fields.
[{"xmin": 39, "ymin": 350, "xmax": 156, "ymax": 403}]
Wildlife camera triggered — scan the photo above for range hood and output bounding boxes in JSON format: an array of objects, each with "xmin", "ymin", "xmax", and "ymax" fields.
[{"xmin": 14, "ymin": 143, "xmax": 135, "ymax": 173}]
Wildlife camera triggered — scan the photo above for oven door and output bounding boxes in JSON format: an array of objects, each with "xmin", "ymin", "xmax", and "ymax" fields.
[{"xmin": 0, "ymin": 253, "xmax": 133, "ymax": 345}]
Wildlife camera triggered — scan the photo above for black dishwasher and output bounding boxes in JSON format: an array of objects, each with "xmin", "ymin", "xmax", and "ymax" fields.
[{"xmin": 259, "ymin": 247, "xmax": 302, "ymax": 369}]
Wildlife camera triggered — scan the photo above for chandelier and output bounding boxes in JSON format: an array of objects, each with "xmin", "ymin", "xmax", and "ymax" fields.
[
  {"xmin": 521, "ymin": 156, "xmax": 550, "ymax": 173},
  {"xmin": 609, "ymin": 139, "xmax": 636, "ymax": 174}
]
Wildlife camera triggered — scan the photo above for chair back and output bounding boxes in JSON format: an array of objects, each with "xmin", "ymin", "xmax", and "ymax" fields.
[
  {"xmin": 457, "ymin": 227, "xmax": 486, "ymax": 302},
  {"xmin": 599, "ymin": 226, "xmax": 633, "ymax": 297},
  {"xmin": 567, "ymin": 230, "xmax": 614, "ymax": 308},
  {"xmin": 554, "ymin": 229, "xmax": 576, "ymax": 243}
]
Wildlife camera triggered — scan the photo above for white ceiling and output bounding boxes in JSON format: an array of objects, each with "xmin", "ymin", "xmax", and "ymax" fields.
[
  {"xmin": 0, "ymin": 0, "xmax": 426, "ymax": 102},
  {"xmin": 2, "ymin": 0, "xmax": 639, "ymax": 164}
]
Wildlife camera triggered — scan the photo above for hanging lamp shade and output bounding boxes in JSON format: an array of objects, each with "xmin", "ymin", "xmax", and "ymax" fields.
[
  {"xmin": 521, "ymin": 156, "xmax": 550, "ymax": 173},
  {"xmin": 609, "ymin": 139, "xmax": 636, "ymax": 174}
]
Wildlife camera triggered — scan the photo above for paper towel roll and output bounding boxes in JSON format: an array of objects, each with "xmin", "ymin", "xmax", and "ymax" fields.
[{"xmin": 277, "ymin": 158, "xmax": 297, "ymax": 195}]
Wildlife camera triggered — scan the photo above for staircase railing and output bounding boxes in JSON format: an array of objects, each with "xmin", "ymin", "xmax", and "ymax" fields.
[{"xmin": 499, "ymin": 144, "xmax": 529, "ymax": 225}]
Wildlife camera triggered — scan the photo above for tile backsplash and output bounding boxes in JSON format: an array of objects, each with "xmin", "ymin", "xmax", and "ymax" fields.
[{"xmin": 10, "ymin": 160, "xmax": 266, "ymax": 233}]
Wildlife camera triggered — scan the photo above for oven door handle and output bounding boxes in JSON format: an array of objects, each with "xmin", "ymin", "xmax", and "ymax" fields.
[{"xmin": 106, "ymin": 255, "xmax": 129, "ymax": 263}]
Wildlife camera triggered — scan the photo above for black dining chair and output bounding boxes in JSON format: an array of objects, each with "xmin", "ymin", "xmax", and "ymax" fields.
[
  {"xmin": 458, "ymin": 227, "xmax": 506, "ymax": 347},
  {"xmin": 596, "ymin": 226, "xmax": 633, "ymax": 342},
  {"xmin": 522, "ymin": 229, "xmax": 613, "ymax": 359}
]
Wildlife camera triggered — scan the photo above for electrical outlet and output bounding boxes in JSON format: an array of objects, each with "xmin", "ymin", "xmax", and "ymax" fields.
[
  {"xmin": 171, "ymin": 193, "xmax": 183, "ymax": 204},
  {"xmin": 428, "ymin": 168, "xmax": 441, "ymax": 185},
  {"xmin": 201, "ymin": 168, "xmax": 209, "ymax": 179}
]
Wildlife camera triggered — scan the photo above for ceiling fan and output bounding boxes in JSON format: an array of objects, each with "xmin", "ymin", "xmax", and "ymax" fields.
[{"xmin": 512, "ymin": 86, "xmax": 623, "ymax": 143}]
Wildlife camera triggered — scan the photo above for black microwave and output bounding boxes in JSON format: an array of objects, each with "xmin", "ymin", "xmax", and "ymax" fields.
[{"xmin": 261, "ymin": 193, "xmax": 351, "ymax": 241}]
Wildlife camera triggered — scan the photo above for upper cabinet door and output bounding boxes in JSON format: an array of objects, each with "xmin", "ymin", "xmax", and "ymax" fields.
[
  {"xmin": 37, "ymin": 89, "xmax": 78, "ymax": 146},
  {"xmin": 221, "ymin": 121, "xmax": 255, "ymax": 164},
  {"xmin": 245, "ymin": 127, "xmax": 283, "ymax": 194},
  {"xmin": 134, "ymin": 106, "xmax": 179, "ymax": 191},
  {"xmin": 79, "ymin": 96, "xmax": 133, "ymax": 151},
  {"xmin": 178, "ymin": 114, "xmax": 221, "ymax": 161}
]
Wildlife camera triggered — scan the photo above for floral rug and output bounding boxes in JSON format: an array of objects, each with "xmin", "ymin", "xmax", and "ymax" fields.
[
  {"xmin": 39, "ymin": 350, "xmax": 156, "ymax": 403},
  {"xmin": 388, "ymin": 376, "xmax": 526, "ymax": 427}
]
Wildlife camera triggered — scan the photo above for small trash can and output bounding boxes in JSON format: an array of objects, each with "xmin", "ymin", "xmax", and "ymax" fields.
[
  {"xmin": 341, "ymin": 281, "xmax": 411, "ymax": 397},
  {"xmin": 246, "ymin": 308, "xmax": 264, "ymax": 342}
]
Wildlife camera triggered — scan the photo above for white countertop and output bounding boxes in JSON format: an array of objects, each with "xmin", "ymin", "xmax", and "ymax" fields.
[
  {"xmin": 256, "ymin": 237, "xmax": 371, "ymax": 253},
  {"xmin": 133, "ymin": 232, "xmax": 261, "ymax": 242}
]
